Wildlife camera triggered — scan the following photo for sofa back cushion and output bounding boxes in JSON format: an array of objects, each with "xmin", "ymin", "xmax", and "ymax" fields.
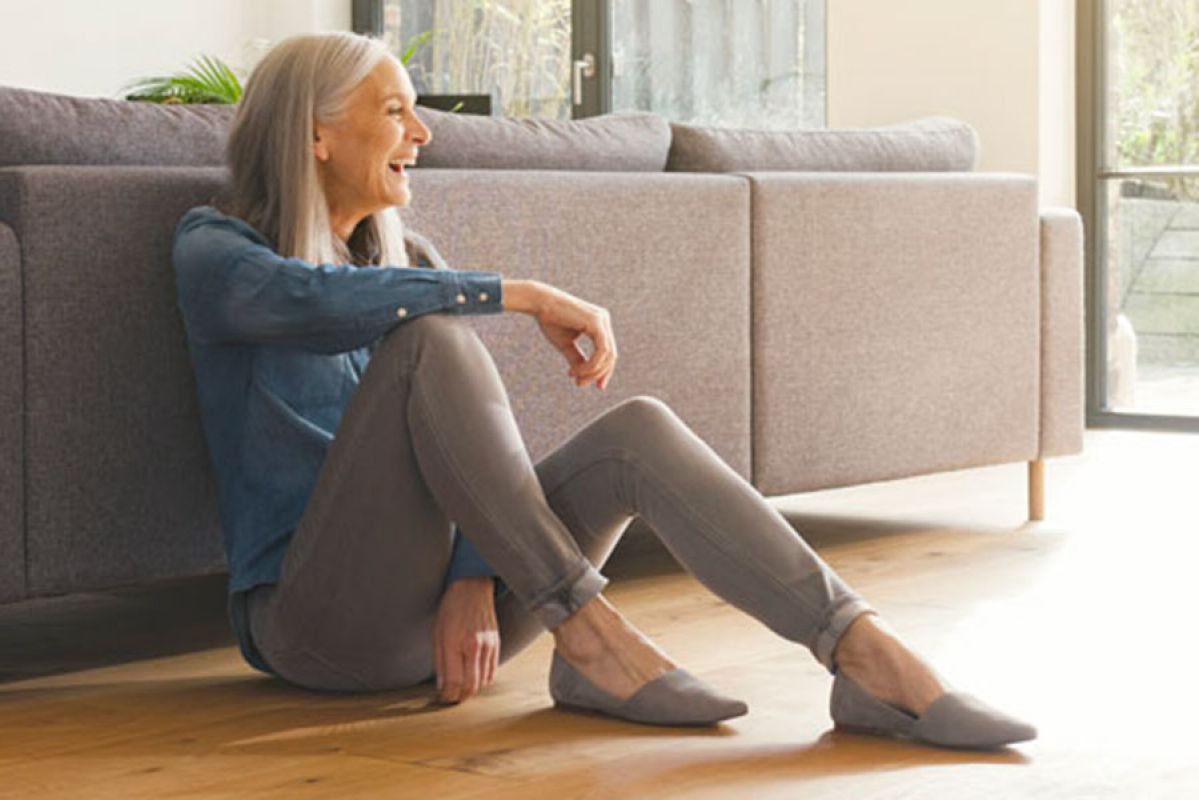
[
  {"xmin": 0, "ymin": 84, "xmax": 671, "ymax": 172},
  {"xmin": 413, "ymin": 106, "xmax": 671, "ymax": 171},
  {"xmin": 0, "ymin": 85, "xmax": 233, "ymax": 167},
  {"xmin": 666, "ymin": 117, "xmax": 979, "ymax": 173}
]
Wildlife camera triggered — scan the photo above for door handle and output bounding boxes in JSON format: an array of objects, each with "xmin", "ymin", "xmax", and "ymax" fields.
[{"xmin": 573, "ymin": 52, "xmax": 596, "ymax": 107}]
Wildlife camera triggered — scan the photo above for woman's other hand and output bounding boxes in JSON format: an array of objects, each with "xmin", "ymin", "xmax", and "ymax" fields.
[
  {"xmin": 502, "ymin": 279, "xmax": 617, "ymax": 390},
  {"xmin": 432, "ymin": 576, "xmax": 500, "ymax": 704}
]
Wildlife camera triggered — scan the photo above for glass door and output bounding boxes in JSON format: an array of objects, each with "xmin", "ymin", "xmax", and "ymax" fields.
[{"xmin": 1091, "ymin": 0, "xmax": 1199, "ymax": 426}]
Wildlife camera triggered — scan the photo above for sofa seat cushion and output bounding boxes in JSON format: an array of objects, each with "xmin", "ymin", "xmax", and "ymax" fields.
[
  {"xmin": 666, "ymin": 117, "xmax": 979, "ymax": 173},
  {"xmin": 0, "ymin": 86, "xmax": 233, "ymax": 167},
  {"xmin": 748, "ymin": 173, "xmax": 1038, "ymax": 495},
  {"xmin": 413, "ymin": 106, "xmax": 671, "ymax": 171}
]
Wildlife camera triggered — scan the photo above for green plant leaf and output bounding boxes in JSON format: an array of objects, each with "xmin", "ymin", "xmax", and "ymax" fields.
[
  {"xmin": 120, "ymin": 54, "xmax": 243, "ymax": 104},
  {"xmin": 400, "ymin": 29, "xmax": 439, "ymax": 65}
]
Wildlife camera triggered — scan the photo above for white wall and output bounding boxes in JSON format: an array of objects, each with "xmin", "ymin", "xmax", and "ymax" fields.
[
  {"xmin": 0, "ymin": 0, "xmax": 351, "ymax": 98},
  {"xmin": 827, "ymin": 0, "xmax": 1076, "ymax": 208},
  {"xmin": 1039, "ymin": 0, "xmax": 1077, "ymax": 208}
]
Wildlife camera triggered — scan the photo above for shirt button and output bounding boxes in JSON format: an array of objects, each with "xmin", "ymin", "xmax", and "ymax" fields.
[
  {"xmin": 479, "ymin": 291, "xmax": 488, "ymax": 302},
  {"xmin": 455, "ymin": 293, "xmax": 466, "ymax": 304},
  {"xmin": 396, "ymin": 307, "xmax": 408, "ymax": 318}
]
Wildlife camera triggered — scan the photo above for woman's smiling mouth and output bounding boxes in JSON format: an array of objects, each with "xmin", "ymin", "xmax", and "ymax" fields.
[{"xmin": 388, "ymin": 156, "xmax": 415, "ymax": 175}]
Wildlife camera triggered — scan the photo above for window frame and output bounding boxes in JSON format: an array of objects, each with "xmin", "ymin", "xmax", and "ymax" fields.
[{"xmin": 1077, "ymin": 0, "xmax": 1199, "ymax": 431}]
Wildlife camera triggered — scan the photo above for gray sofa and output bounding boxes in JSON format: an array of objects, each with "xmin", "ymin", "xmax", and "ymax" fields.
[{"xmin": 0, "ymin": 86, "xmax": 1083, "ymax": 606}]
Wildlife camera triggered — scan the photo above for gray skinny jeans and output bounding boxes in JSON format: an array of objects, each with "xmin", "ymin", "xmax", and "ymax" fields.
[{"xmin": 246, "ymin": 312, "xmax": 873, "ymax": 692}]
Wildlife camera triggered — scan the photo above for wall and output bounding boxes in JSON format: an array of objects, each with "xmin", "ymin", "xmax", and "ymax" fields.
[
  {"xmin": 1039, "ymin": 0, "xmax": 1077, "ymax": 208},
  {"xmin": 827, "ymin": 0, "xmax": 1076, "ymax": 208},
  {"xmin": 0, "ymin": 0, "xmax": 351, "ymax": 98}
]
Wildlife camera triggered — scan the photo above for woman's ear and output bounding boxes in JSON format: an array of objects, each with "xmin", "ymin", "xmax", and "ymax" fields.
[{"xmin": 312, "ymin": 123, "xmax": 330, "ymax": 162}]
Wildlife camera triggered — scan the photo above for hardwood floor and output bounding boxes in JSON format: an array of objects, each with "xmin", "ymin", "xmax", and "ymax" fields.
[{"xmin": 2, "ymin": 428, "xmax": 1197, "ymax": 798}]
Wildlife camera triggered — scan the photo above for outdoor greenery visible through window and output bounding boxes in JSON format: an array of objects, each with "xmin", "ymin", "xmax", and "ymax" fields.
[
  {"xmin": 610, "ymin": 0, "xmax": 824, "ymax": 128},
  {"xmin": 383, "ymin": 0, "xmax": 824, "ymax": 127},
  {"xmin": 386, "ymin": 0, "xmax": 572, "ymax": 118},
  {"xmin": 1110, "ymin": 0, "xmax": 1199, "ymax": 173},
  {"xmin": 1101, "ymin": 0, "xmax": 1199, "ymax": 417}
]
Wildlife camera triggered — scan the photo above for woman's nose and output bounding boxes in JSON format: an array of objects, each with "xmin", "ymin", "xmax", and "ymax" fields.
[{"xmin": 408, "ymin": 118, "xmax": 431, "ymax": 146}]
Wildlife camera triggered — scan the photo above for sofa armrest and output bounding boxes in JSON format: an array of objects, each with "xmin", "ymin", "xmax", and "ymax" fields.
[
  {"xmin": 0, "ymin": 219, "xmax": 25, "ymax": 602},
  {"xmin": 0, "ymin": 164, "xmax": 229, "ymax": 596},
  {"xmin": 1039, "ymin": 208, "xmax": 1085, "ymax": 458}
]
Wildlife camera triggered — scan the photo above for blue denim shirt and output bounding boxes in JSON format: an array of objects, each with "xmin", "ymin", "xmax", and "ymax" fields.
[{"xmin": 172, "ymin": 205, "xmax": 507, "ymax": 674}]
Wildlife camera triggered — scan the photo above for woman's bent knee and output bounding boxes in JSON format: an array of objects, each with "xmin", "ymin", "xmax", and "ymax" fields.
[
  {"xmin": 383, "ymin": 310, "xmax": 469, "ymax": 343},
  {"xmin": 606, "ymin": 394, "xmax": 681, "ymax": 439},
  {"xmin": 374, "ymin": 312, "xmax": 476, "ymax": 365}
]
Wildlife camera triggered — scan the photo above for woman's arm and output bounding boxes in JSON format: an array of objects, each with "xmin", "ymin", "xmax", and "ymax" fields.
[{"xmin": 173, "ymin": 220, "xmax": 502, "ymax": 354}]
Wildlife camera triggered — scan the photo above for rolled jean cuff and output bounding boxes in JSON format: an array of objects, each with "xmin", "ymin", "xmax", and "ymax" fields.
[
  {"xmin": 813, "ymin": 595, "xmax": 876, "ymax": 674},
  {"xmin": 529, "ymin": 562, "xmax": 610, "ymax": 631}
]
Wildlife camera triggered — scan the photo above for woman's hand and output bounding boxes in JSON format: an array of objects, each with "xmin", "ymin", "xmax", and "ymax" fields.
[
  {"xmin": 432, "ymin": 576, "xmax": 500, "ymax": 704},
  {"xmin": 503, "ymin": 279, "xmax": 617, "ymax": 390}
]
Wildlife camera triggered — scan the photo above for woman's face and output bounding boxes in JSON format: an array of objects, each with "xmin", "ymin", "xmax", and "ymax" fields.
[{"xmin": 312, "ymin": 56, "xmax": 430, "ymax": 238}]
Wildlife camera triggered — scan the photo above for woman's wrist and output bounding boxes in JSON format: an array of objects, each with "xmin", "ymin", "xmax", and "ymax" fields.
[
  {"xmin": 501, "ymin": 279, "xmax": 544, "ymax": 316},
  {"xmin": 446, "ymin": 575, "xmax": 495, "ymax": 596}
]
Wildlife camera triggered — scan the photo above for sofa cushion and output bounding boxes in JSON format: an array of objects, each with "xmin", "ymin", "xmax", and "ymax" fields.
[
  {"xmin": 0, "ymin": 85, "xmax": 233, "ymax": 167},
  {"xmin": 748, "ymin": 173, "xmax": 1038, "ymax": 495},
  {"xmin": 666, "ymin": 117, "xmax": 979, "ymax": 173},
  {"xmin": 413, "ymin": 106, "xmax": 671, "ymax": 171},
  {"xmin": 402, "ymin": 170, "xmax": 751, "ymax": 480}
]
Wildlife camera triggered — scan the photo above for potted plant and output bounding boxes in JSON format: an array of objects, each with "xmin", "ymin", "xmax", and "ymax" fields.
[
  {"xmin": 119, "ymin": 30, "xmax": 486, "ymax": 113},
  {"xmin": 120, "ymin": 54, "xmax": 242, "ymax": 104}
]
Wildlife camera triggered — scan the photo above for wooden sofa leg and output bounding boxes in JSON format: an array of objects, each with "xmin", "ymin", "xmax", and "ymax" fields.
[{"xmin": 1028, "ymin": 459, "xmax": 1045, "ymax": 522}]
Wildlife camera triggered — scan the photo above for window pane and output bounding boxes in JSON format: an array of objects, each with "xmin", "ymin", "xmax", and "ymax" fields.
[
  {"xmin": 610, "ymin": 0, "xmax": 825, "ymax": 128},
  {"xmin": 390, "ymin": 0, "xmax": 572, "ymax": 119},
  {"xmin": 1106, "ymin": 0, "xmax": 1199, "ymax": 168},
  {"xmin": 385, "ymin": 0, "xmax": 826, "ymax": 126},
  {"xmin": 1104, "ymin": 176, "xmax": 1199, "ymax": 415}
]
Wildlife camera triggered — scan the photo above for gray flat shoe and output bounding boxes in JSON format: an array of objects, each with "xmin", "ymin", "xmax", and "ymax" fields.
[
  {"xmin": 830, "ymin": 668, "xmax": 1037, "ymax": 750},
  {"xmin": 549, "ymin": 649, "xmax": 748, "ymax": 727}
]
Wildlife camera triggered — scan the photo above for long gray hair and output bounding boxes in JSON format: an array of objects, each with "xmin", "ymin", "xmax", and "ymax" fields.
[{"xmin": 214, "ymin": 32, "xmax": 411, "ymax": 267}]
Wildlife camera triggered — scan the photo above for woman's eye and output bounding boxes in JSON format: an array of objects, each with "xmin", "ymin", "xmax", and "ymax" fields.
[{"xmin": 389, "ymin": 108, "xmax": 403, "ymax": 116}]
